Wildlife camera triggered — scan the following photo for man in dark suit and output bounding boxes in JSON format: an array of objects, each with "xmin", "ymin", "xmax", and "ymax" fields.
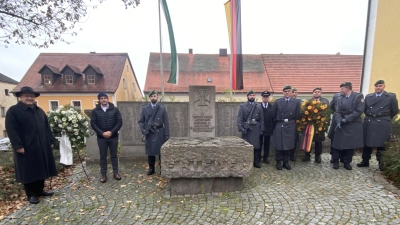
[
  {"xmin": 357, "ymin": 80, "xmax": 399, "ymax": 170},
  {"xmin": 259, "ymin": 90, "xmax": 274, "ymax": 164},
  {"xmin": 332, "ymin": 82, "xmax": 364, "ymax": 170},
  {"xmin": 302, "ymin": 87, "xmax": 329, "ymax": 163},
  {"xmin": 272, "ymin": 85, "xmax": 300, "ymax": 170},
  {"xmin": 138, "ymin": 90, "xmax": 170, "ymax": 175},
  {"xmin": 237, "ymin": 90, "xmax": 264, "ymax": 168}
]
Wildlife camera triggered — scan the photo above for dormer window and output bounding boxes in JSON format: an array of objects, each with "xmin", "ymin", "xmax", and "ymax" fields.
[
  {"xmin": 65, "ymin": 75, "xmax": 73, "ymax": 84},
  {"xmin": 44, "ymin": 75, "xmax": 52, "ymax": 84},
  {"xmin": 87, "ymin": 75, "xmax": 95, "ymax": 84}
]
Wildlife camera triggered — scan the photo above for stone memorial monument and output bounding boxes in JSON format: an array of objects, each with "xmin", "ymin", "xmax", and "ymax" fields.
[{"xmin": 189, "ymin": 86, "xmax": 216, "ymax": 138}]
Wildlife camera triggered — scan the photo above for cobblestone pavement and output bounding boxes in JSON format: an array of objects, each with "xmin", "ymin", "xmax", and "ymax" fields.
[{"xmin": 2, "ymin": 153, "xmax": 400, "ymax": 225}]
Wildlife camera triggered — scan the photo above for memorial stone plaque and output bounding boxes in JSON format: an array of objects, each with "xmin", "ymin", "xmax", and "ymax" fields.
[{"xmin": 189, "ymin": 86, "xmax": 216, "ymax": 138}]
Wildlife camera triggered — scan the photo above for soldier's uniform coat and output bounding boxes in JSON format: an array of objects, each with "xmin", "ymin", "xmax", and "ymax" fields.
[
  {"xmin": 363, "ymin": 91, "xmax": 398, "ymax": 147},
  {"xmin": 272, "ymin": 98, "xmax": 300, "ymax": 150},
  {"xmin": 328, "ymin": 93, "xmax": 342, "ymax": 140},
  {"xmin": 332, "ymin": 92, "xmax": 365, "ymax": 150},
  {"xmin": 237, "ymin": 101, "xmax": 264, "ymax": 149},
  {"xmin": 138, "ymin": 104, "xmax": 170, "ymax": 156}
]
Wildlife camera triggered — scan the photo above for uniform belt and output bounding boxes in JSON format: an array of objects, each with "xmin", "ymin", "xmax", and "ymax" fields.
[
  {"xmin": 367, "ymin": 114, "xmax": 390, "ymax": 118},
  {"xmin": 152, "ymin": 125, "xmax": 163, "ymax": 129},
  {"xmin": 278, "ymin": 119, "xmax": 293, "ymax": 122}
]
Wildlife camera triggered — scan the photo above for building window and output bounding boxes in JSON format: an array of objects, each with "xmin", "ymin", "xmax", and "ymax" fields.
[
  {"xmin": 5, "ymin": 89, "xmax": 9, "ymax": 96},
  {"xmin": 87, "ymin": 75, "xmax": 95, "ymax": 84},
  {"xmin": 49, "ymin": 101, "xmax": 59, "ymax": 111},
  {"xmin": 207, "ymin": 78, "xmax": 212, "ymax": 83},
  {"xmin": 0, "ymin": 107, "xmax": 5, "ymax": 117},
  {"xmin": 3, "ymin": 130, "xmax": 7, "ymax": 137},
  {"xmin": 133, "ymin": 82, "xmax": 136, "ymax": 92},
  {"xmin": 44, "ymin": 74, "xmax": 52, "ymax": 84},
  {"xmin": 123, "ymin": 78, "xmax": 127, "ymax": 89},
  {"xmin": 65, "ymin": 75, "xmax": 73, "ymax": 84},
  {"xmin": 72, "ymin": 101, "xmax": 81, "ymax": 111}
]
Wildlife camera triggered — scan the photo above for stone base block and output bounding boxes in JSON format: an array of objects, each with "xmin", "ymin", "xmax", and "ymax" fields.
[{"xmin": 169, "ymin": 177, "xmax": 243, "ymax": 195}]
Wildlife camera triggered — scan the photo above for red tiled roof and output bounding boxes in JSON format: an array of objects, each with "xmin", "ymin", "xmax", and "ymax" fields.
[
  {"xmin": 144, "ymin": 53, "xmax": 273, "ymax": 93},
  {"xmin": 13, "ymin": 53, "xmax": 131, "ymax": 93},
  {"xmin": 262, "ymin": 54, "xmax": 363, "ymax": 93}
]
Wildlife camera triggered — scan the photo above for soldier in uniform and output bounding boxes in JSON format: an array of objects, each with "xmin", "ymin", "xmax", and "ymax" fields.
[
  {"xmin": 259, "ymin": 90, "xmax": 274, "ymax": 164},
  {"xmin": 302, "ymin": 87, "xmax": 329, "ymax": 163},
  {"xmin": 328, "ymin": 92, "xmax": 342, "ymax": 163},
  {"xmin": 332, "ymin": 82, "xmax": 364, "ymax": 170},
  {"xmin": 138, "ymin": 90, "xmax": 170, "ymax": 175},
  {"xmin": 272, "ymin": 85, "xmax": 300, "ymax": 170},
  {"xmin": 290, "ymin": 87, "xmax": 301, "ymax": 161},
  {"xmin": 357, "ymin": 80, "xmax": 399, "ymax": 170},
  {"xmin": 237, "ymin": 90, "xmax": 264, "ymax": 168}
]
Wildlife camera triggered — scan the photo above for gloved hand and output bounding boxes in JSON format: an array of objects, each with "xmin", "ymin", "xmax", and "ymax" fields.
[
  {"xmin": 164, "ymin": 135, "xmax": 169, "ymax": 142},
  {"xmin": 335, "ymin": 122, "xmax": 341, "ymax": 131},
  {"xmin": 341, "ymin": 119, "xmax": 348, "ymax": 123},
  {"xmin": 142, "ymin": 130, "xmax": 149, "ymax": 135},
  {"xmin": 242, "ymin": 129, "xmax": 248, "ymax": 135}
]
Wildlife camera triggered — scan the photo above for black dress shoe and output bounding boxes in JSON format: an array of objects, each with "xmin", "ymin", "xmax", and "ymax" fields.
[
  {"xmin": 276, "ymin": 161, "xmax": 282, "ymax": 170},
  {"xmin": 253, "ymin": 163, "xmax": 261, "ymax": 168},
  {"xmin": 147, "ymin": 168, "xmax": 155, "ymax": 175},
  {"xmin": 302, "ymin": 157, "xmax": 310, "ymax": 162},
  {"xmin": 330, "ymin": 159, "xmax": 334, "ymax": 163},
  {"xmin": 333, "ymin": 162, "xmax": 339, "ymax": 169},
  {"xmin": 344, "ymin": 163, "xmax": 352, "ymax": 170},
  {"xmin": 263, "ymin": 158, "xmax": 270, "ymax": 164},
  {"xmin": 283, "ymin": 162, "xmax": 291, "ymax": 170},
  {"xmin": 356, "ymin": 160, "xmax": 369, "ymax": 167},
  {"xmin": 39, "ymin": 191, "xmax": 54, "ymax": 197},
  {"xmin": 29, "ymin": 196, "xmax": 39, "ymax": 204},
  {"xmin": 290, "ymin": 156, "xmax": 296, "ymax": 162},
  {"xmin": 100, "ymin": 174, "xmax": 107, "ymax": 183},
  {"xmin": 315, "ymin": 157, "xmax": 321, "ymax": 163},
  {"xmin": 114, "ymin": 172, "xmax": 121, "ymax": 180}
]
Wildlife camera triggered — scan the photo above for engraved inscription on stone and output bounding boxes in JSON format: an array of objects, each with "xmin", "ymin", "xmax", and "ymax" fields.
[
  {"xmin": 194, "ymin": 89, "xmax": 211, "ymax": 106},
  {"xmin": 191, "ymin": 115, "xmax": 215, "ymax": 133}
]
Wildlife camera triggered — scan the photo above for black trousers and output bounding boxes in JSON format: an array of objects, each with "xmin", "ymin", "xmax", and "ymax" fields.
[
  {"xmin": 97, "ymin": 137, "xmax": 119, "ymax": 175},
  {"xmin": 24, "ymin": 179, "xmax": 44, "ymax": 197},
  {"xmin": 259, "ymin": 135, "xmax": 271, "ymax": 160},
  {"xmin": 148, "ymin": 155, "xmax": 161, "ymax": 166},
  {"xmin": 332, "ymin": 148, "xmax": 354, "ymax": 164},
  {"xmin": 314, "ymin": 141, "xmax": 323, "ymax": 156},
  {"xmin": 362, "ymin": 146, "xmax": 385, "ymax": 161},
  {"xmin": 253, "ymin": 148, "xmax": 261, "ymax": 162},
  {"xmin": 275, "ymin": 150, "xmax": 290, "ymax": 162}
]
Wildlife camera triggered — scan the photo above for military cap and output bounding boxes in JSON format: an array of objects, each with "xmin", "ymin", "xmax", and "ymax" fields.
[
  {"xmin": 283, "ymin": 85, "xmax": 292, "ymax": 91},
  {"xmin": 374, "ymin": 80, "xmax": 385, "ymax": 85},
  {"xmin": 291, "ymin": 88, "xmax": 297, "ymax": 93},
  {"xmin": 261, "ymin": 90, "xmax": 271, "ymax": 97},
  {"xmin": 148, "ymin": 90, "xmax": 158, "ymax": 97},
  {"xmin": 247, "ymin": 90, "xmax": 255, "ymax": 96},
  {"xmin": 340, "ymin": 81, "xmax": 352, "ymax": 87},
  {"xmin": 313, "ymin": 87, "xmax": 322, "ymax": 92}
]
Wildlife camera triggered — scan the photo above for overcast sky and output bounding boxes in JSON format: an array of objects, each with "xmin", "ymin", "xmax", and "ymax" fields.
[{"xmin": 0, "ymin": 0, "xmax": 368, "ymax": 92}]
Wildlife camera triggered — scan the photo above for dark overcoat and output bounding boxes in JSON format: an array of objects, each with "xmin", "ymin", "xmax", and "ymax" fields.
[
  {"xmin": 138, "ymin": 103, "xmax": 170, "ymax": 156},
  {"xmin": 313, "ymin": 97, "xmax": 330, "ymax": 142},
  {"xmin": 328, "ymin": 93, "xmax": 341, "ymax": 139},
  {"xmin": 272, "ymin": 98, "xmax": 300, "ymax": 150},
  {"xmin": 5, "ymin": 101, "xmax": 57, "ymax": 184},
  {"xmin": 237, "ymin": 101, "xmax": 264, "ymax": 149},
  {"xmin": 261, "ymin": 102, "xmax": 274, "ymax": 136},
  {"xmin": 363, "ymin": 91, "xmax": 399, "ymax": 147},
  {"xmin": 332, "ymin": 92, "xmax": 364, "ymax": 150}
]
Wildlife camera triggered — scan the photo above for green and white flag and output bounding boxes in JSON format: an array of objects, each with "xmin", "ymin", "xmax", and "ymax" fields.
[{"xmin": 161, "ymin": 0, "xmax": 179, "ymax": 84}]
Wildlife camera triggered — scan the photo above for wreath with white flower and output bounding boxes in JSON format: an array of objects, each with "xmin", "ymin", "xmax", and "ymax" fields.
[{"xmin": 47, "ymin": 104, "xmax": 89, "ymax": 150}]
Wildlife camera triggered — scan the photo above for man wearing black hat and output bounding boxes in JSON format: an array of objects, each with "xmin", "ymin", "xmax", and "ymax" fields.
[
  {"xmin": 331, "ymin": 82, "xmax": 364, "ymax": 170},
  {"xmin": 91, "ymin": 92, "xmax": 123, "ymax": 183},
  {"xmin": 259, "ymin": 90, "xmax": 274, "ymax": 164},
  {"xmin": 138, "ymin": 90, "xmax": 170, "ymax": 175},
  {"xmin": 271, "ymin": 85, "xmax": 300, "ymax": 170},
  {"xmin": 237, "ymin": 90, "xmax": 264, "ymax": 168},
  {"xmin": 357, "ymin": 80, "xmax": 398, "ymax": 170},
  {"xmin": 302, "ymin": 87, "xmax": 329, "ymax": 163},
  {"xmin": 6, "ymin": 86, "xmax": 57, "ymax": 204}
]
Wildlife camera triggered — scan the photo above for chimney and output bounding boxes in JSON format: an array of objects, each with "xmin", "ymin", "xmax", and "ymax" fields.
[
  {"xmin": 219, "ymin": 48, "xmax": 227, "ymax": 57},
  {"xmin": 90, "ymin": 52, "xmax": 96, "ymax": 54},
  {"xmin": 336, "ymin": 52, "xmax": 341, "ymax": 55},
  {"xmin": 189, "ymin": 49, "xmax": 193, "ymax": 54}
]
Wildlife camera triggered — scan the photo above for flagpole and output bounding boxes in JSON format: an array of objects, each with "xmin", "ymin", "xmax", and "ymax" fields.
[{"xmin": 159, "ymin": 0, "xmax": 164, "ymax": 101}]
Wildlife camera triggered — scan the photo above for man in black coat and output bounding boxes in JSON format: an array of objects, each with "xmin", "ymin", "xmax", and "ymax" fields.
[
  {"xmin": 138, "ymin": 90, "xmax": 170, "ymax": 175},
  {"xmin": 357, "ymin": 80, "xmax": 399, "ymax": 170},
  {"xmin": 6, "ymin": 86, "xmax": 57, "ymax": 204},
  {"xmin": 237, "ymin": 90, "xmax": 264, "ymax": 168},
  {"xmin": 272, "ymin": 85, "xmax": 300, "ymax": 170},
  {"xmin": 302, "ymin": 87, "xmax": 329, "ymax": 163},
  {"xmin": 328, "ymin": 92, "xmax": 342, "ymax": 163},
  {"xmin": 91, "ymin": 92, "xmax": 123, "ymax": 183},
  {"xmin": 259, "ymin": 90, "xmax": 274, "ymax": 164},
  {"xmin": 332, "ymin": 82, "xmax": 364, "ymax": 170}
]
